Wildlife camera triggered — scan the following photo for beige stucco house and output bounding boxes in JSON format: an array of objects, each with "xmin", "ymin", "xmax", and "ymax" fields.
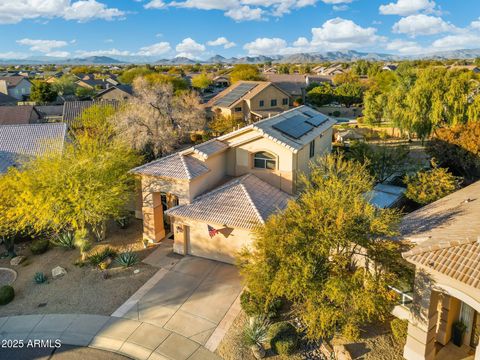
[
  {"xmin": 206, "ymin": 81, "xmax": 291, "ymax": 122},
  {"xmin": 131, "ymin": 106, "xmax": 335, "ymax": 264},
  {"xmin": 395, "ymin": 180, "xmax": 480, "ymax": 360}
]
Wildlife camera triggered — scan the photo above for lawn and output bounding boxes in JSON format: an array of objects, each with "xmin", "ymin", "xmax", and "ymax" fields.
[{"xmin": 0, "ymin": 219, "xmax": 158, "ymax": 317}]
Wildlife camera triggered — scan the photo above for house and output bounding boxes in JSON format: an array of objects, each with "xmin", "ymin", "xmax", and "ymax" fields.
[
  {"xmin": 206, "ymin": 81, "xmax": 291, "ymax": 122},
  {"xmin": 35, "ymin": 105, "xmax": 64, "ymax": 122},
  {"xmin": 382, "ymin": 64, "xmax": 398, "ymax": 71},
  {"xmin": 367, "ymin": 183, "xmax": 405, "ymax": 209},
  {"xmin": 396, "ymin": 181, "xmax": 480, "ymax": 360},
  {"xmin": 0, "ymin": 105, "xmax": 41, "ymax": 125},
  {"xmin": 62, "ymin": 100, "xmax": 120, "ymax": 127},
  {"xmin": 334, "ymin": 129, "xmax": 365, "ymax": 144},
  {"xmin": 75, "ymin": 78, "xmax": 108, "ymax": 90},
  {"xmin": 313, "ymin": 64, "xmax": 345, "ymax": 76},
  {"xmin": 94, "ymin": 85, "xmax": 133, "ymax": 101},
  {"xmin": 131, "ymin": 105, "xmax": 335, "ymax": 264},
  {"xmin": 0, "ymin": 93, "xmax": 17, "ymax": 106},
  {"xmin": 265, "ymin": 74, "xmax": 332, "ymax": 99},
  {"xmin": 0, "ymin": 123, "xmax": 67, "ymax": 174},
  {"xmin": 213, "ymin": 75, "xmax": 230, "ymax": 88},
  {"xmin": 0, "ymin": 76, "xmax": 32, "ymax": 100}
]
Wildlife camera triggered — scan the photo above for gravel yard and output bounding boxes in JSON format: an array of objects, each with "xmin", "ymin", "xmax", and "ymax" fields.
[{"xmin": 0, "ymin": 220, "xmax": 158, "ymax": 317}]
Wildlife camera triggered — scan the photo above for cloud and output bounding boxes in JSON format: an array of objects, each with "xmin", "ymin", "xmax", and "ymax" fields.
[
  {"xmin": 386, "ymin": 39, "xmax": 423, "ymax": 54},
  {"xmin": 137, "ymin": 42, "xmax": 172, "ymax": 56},
  {"xmin": 333, "ymin": 5, "xmax": 349, "ymax": 11},
  {"xmin": 144, "ymin": 0, "xmax": 318, "ymax": 21},
  {"xmin": 471, "ymin": 18, "xmax": 480, "ymax": 30},
  {"xmin": 379, "ymin": 0, "xmax": 436, "ymax": 16},
  {"xmin": 206, "ymin": 37, "xmax": 236, "ymax": 48},
  {"xmin": 0, "ymin": 52, "xmax": 29, "ymax": 59},
  {"xmin": 431, "ymin": 33, "xmax": 480, "ymax": 51},
  {"xmin": 244, "ymin": 37, "xmax": 288, "ymax": 55},
  {"xmin": 175, "ymin": 38, "xmax": 206, "ymax": 58},
  {"xmin": 392, "ymin": 14, "xmax": 456, "ymax": 37},
  {"xmin": 75, "ymin": 48, "xmax": 133, "ymax": 57},
  {"xmin": 46, "ymin": 51, "xmax": 70, "ymax": 57},
  {"xmin": 16, "ymin": 38, "xmax": 69, "ymax": 53},
  {"xmin": 0, "ymin": 0, "xmax": 125, "ymax": 24}
]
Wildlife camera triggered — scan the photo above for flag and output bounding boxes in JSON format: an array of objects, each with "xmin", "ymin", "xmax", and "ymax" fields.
[{"xmin": 208, "ymin": 225, "xmax": 219, "ymax": 238}]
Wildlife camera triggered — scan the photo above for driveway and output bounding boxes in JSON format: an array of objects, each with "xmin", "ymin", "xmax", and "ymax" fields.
[{"xmin": 112, "ymin": 241, "xmax": 244, "ymax": 351}]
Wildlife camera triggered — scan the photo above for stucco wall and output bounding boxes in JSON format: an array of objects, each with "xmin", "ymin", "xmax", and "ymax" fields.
[
  {"xmin": 295, "ymin": 126, "xmax": 334, "ymax": 178},
  {"xmin": 171, "ymin": 217, "xmax": 254, "ymax": 264},
  {"xmin": 188, "ymin": 152, "xmax": 228, "ymax": 200},
  {"xmin": 247, "ymin": 85, "xmax": 290, "ymax": 113}
]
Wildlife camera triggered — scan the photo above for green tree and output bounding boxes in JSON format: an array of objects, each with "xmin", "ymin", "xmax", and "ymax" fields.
[
  {"xmin": 75, "ymin": 86, "xmax": 95, "ymax": 100},
  {"xmin": 306, "ymin": 83, "xmax": 334, "ymax": 106},
  {"xmin": 363, "ymin": 89, "xmax": 386, "ymax": 125},
  {"xmin": 238, "ymin": 154, "xmax": 403, "ymax": 341},
  {"xmin": 230, "ymin": 65, "xmax": 264, "ymax": 83},
  {"xmin": 334, "ymin": 81, "xmax": 364, "ymax": 107},
  {"xmin": 143, "ymin": 73, "xmax": 189, "ymax": 92},
  {"xmin": 52, "ymin": 75, "xmax": 77, "ymax": 96},
  {"xmin": 191, "ymin": 73, "xmax": 213, "ymax": 91},
  {"xmin": 404, "ymin": 164, "xmax": 461, "ymax": 205},
  {"xmin": 119, "ymin": 67, "xmax": 154, "ymax": 84},
  {"xmin": 209, "ymin": 114, "xmax": 246, "ymax": 135},
  {"xmin": 30, "ymin": 82, "xmax": 57, "ymax": 103}
]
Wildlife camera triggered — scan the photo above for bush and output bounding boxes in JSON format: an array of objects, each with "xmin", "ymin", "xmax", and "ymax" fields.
[
  {"xmin": 34, "ymin": 272, "xmax": 47, "ymax": 284},
  {"xmin": 30, "ymin": 238, "xmax": 49, "ymax": 255},
  {"xmin": 115, "ymin": 251, "xmax": 138, "ymax": 268},
  {"xmin": 391, "ymin": 318, "xmax": 408, "ymax": 343},
  {"xmin": 0, "ymin": 285, "xmax": 14, "ymax": 305},
  {"xmin": 332, "ymin": 110, "xmax": 341, "ymax": 117},
  {"xmin": 51, "ymin": 231, "xmax": 75, "ymax": 249},
  {"xmin": 243, "ymin": 316, "xmax": 270, "ymax": 347},
  {"xmin": 240, "ymin": 290, "xmax": 282, "ymax": 319},
  {"xmin": 269, "ymin": 321, "xmax": 298, "ymax": 356}
]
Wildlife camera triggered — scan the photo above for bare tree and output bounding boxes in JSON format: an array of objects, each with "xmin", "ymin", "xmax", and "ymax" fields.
[{"xmin": 116, "ymin": 77, "xmax": 206, "ymax": 158}]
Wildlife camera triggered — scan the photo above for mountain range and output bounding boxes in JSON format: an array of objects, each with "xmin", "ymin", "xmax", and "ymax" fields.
[{"xmin": 1, "ymin": 49, "xmax": 480, "ymax": 65}]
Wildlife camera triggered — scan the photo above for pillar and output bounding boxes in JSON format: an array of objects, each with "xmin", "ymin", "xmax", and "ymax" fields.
[
  {"xmin": 436, "ymin": 294, "xmax": 461, "ymax": 345},
  {"xmin": 142, "ymin": 192, "xmax": 165, "ymax": 242},
  {"xmin": 403, "ymin": 271, "xmax": 440, "ymax": 360},
  {"xmin": 475, "ymin": 343, "xmax": 480, "ymax": 360}
]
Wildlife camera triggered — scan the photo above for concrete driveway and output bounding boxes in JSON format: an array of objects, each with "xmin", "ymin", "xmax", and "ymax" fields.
[{"xmin": 113, "ymin": 248, "xmax": 243, "ymax": 351}]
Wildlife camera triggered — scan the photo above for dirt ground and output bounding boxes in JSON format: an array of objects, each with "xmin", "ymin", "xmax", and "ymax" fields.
[{"xmin": 0, "ymin": 220, "xmax": 158, "ymax": 317}]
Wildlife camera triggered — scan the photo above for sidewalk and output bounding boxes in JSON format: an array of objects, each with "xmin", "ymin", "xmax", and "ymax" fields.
[{"xmin": 0, "ymin": 314, "xmax": 221, "ymax": 360}]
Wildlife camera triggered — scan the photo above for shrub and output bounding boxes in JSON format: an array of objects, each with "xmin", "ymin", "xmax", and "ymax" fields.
[
  {"xmin": 30, "ymin": 238, "xmax": 49, "ymax": 255},
  {"xmin": 269, "ymin": 322, "xmax": 298, "ymax": 356},
  {"xmin": 115, "ymin": 251, "xmax": 138, "ymax": 268},
  {"xmin": 391, "ymin": 318, "xmax": 408, "ymax": 343},
  {"xmin": 34, "ymin": 272, "xmax": 47, "ymax": 284},
  {"xmin": 243, "ymin": 316, "xmax": 270, "ymax": 347},
  {"xmin": 115, "ymin": 216, "xmax": 131, "ymax": 229},
  {"xmin": 240, "ymin": 290, "xmax": 282, "ymax": 319},
  {"xmin": 88, "ymin": 246, "xmax": 117, "ymax": 267},
  {"xmin": 332, "ymin": 110, "xmax": 341, "ymax": 117},
  {"xmin": 0, "ymin": 285, "xmax": 14, "ymax": 305},
  {"xmin": 51, "ymin": 231, "xmax": 75, "ymax": 249}
]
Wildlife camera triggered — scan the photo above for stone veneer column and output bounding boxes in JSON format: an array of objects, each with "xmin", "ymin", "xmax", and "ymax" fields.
[
  {"xmin": 404, "ymin": 271, "xmax": 440, "ymax": 360},
  {"xmin": 142, "ymin": 191, "xmax": 165, "ymax": 242}
]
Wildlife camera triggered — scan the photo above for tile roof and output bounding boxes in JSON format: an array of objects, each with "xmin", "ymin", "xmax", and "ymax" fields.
[
  {"xmin": 401, "ymin": 180, "xmax": 480, "ymax": 289},
  {"xmin": 0, "ymin": 76, "xmax": 29, "ymax": 87},
  {"xmin": 62, "ymin": 100, "xmax": 120, "ymax": 126},
  {"xmin": 166, "ymin": 174, "xmax": 292, "ymax": 229},
  {"xmin": 0, "ymin": 93, "xmax": 17, "ymax": 105},
  {"xmin": 0, "ymin": 105, "xmax": 38, "ymax": 125},
  {"xmin": 192, "ymin": 139, "xmax": 228, "ymax": 158},
  {"xmin": 0, "ymin": 123, "xmax": 67, "ymax": 173},
  {"xmin": 131, "ymin": 153, "xmax": 209, "ymax": 180}
]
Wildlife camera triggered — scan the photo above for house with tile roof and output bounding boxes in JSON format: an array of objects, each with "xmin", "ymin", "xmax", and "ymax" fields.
[
  {"xmin": 395, "ymin": 180, "xmax": 480, "ymax": 360},
  {"xmin": 0, "ymin": 105, "xmax": 40, "ymax": 125},
  {"xmin": 131, "ymin": 105, "xmax": 335, "ymax": 263},
  {"xmin": 205, "ymin": 81, "xmax": 291, "ymax": 122},
  {"xmin": 0, "ymin": 76, "xmax": 32, "ymax": 100}
]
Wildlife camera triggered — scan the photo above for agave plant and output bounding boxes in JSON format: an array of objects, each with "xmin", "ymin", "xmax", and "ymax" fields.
[
  {"xmin": 243, "ymin": 316, "xmax": 270, "ymax": 359},
  {"xmin": 115, "ymin": 251, "xmax": 138, "ymax": 268},
  {"xmin": 34, "ymin": 272, "xmax": 47, "ymax": 284},
  {"xmin": 51, "ymin": 231, "xmax": 75, "ymax": 249}
]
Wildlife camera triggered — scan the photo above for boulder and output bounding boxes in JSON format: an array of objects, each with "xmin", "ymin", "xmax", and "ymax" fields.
[
  {"xmin": 52, "ymin": 266, "xmax": 67, "ymax": 279},
  {"xmin": 10, "ymin": 256, "xmax": 25, "ymax": 266},
  {"xmin": 334, "ymin": 345, "xmax": 353, "ymax": 360}
]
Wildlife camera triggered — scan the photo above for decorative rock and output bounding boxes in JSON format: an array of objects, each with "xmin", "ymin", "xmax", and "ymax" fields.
[
  {"xmin": 133, "ymin": 269, "xmax": 140, "ymax": 274},
  {"xmin": 51, "ymin": 266, "xmax": 67, "ymax": 279},
  {"xmin": 10, "ymin": 256, "xmax": 25, "ymax": 266}
]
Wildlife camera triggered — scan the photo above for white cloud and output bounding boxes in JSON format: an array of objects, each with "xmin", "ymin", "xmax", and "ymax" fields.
[
  {"xmin": 333, "ymin": 5, "xmax": 349, "ymax": 11},
  {"xmin": 244, "ymin": 37, "xmax": 288, "ymax": 55},
  {"xmin": 321, "ymin": 0, "xmax": 352, "ymax": 3},
  {"xmin": 392, "ymin": 14, "xmax": 456, "ymax": 37},
  {"xmin": 0, "ymin": 52, "xmax": 29, "ymax": 59},
  {"xmin": 293, "ymin": 37, "xmax": 310, "ymax": 47},
  {"xmin": 16, "ymin": 38, "xmax": 69, "ymax": 53},
  {"xmin": 0, "ymin": 0, "xmax": 125, "ymax": 24},
  {"xmin": 471, "ymin": 18, "xmax": 480, "ymax": 30},
  {"xmin": 137, "ymin": 42, "xmax": 172, "ymax": 56},
  {"xmin": 46, "ymin": 51, "xmax": 70, "ymax": 57},
  {"xmin": 206, "ymin": 37, "xmax": 236, "ymax": 48},
  {"xmin": 379, "ymin": 0, "xmax": 436, "ymax": 16},
  {"xmin": 75, "ymin": 48, "xmax": 132, "ymax": 57},
  {"xmin": 144, "ymin": 0, "xmax": 318, "ymax": 21},
  {"xmin": 386, "ymin": 39, "xmax": 423, "ymax": 54},
  {"xmin": 431, "ymin": 33, "xmax": 480, "ymax": 51},
  {"xmin": 175, "ymin": 38, "xmax": 206, "ymax": 58}
]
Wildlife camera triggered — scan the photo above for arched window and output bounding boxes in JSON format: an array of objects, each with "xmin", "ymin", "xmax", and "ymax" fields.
[{"xmin": 253, "ymin": 151, "xmax": 276, "ymax": 170}]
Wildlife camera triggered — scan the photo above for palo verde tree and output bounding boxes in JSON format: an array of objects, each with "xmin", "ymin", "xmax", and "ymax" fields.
[
  {"xmin": 238, "ymin": 154, "xmax": 405, "ymax": 341},
  {"xmin": 30, "ymin": 81, "xmax": 58, "ymax": 103}
]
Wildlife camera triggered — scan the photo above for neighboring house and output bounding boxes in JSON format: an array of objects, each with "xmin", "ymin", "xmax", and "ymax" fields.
[
  {"xmin": 131, "ymin": 105, "xmax": 335, "ymax": 264},
  {"xmin": 395, "ymin": 181, "xmax": 480, "ymax": 360},
  {"xmin": 334, "ymin": 129, "xmax": 365, "ymax": 144},
  {"xmin": 265, "ymin": 74, "xmax": 332, "ymax": 99},
  {"xmin": 0, "ymin": 76, "xmax": 33, "ymax": 100},
  {"xmin": 0, "ymin": 93, "xmax": 17, "ymax": 106},
  {"xmin": 213, "ymin": 75, "xmax": 230, "ymax": 88},
  {"xmin": 0, "ymin": 123, "xmax": 67, "ymax": 174},
  {"xmin": 313, "ymin": 64, "xmax": 345, "ymax": 76},
  {"xmin": 382, "ymin": 64, "xmax": 398, "ymax": 71},
  {"xmin": 206, "ymin": 81, "xmax": 291, "ymax": 122},
  {"xmin": 94, "ymin": 85, "xmax": 133, "ymax": 101},
  {"xmin": 62, "ymin": 100, "xmax": 120, "ymax": 127},
  {"xmin": 75, "ymin": 78, "xmax": 108, "ymax": 90},
  {"xmin": 35, "ymin": 105, "xmax": 64, "ymax": 122},
  {"xmin": 0, "ymin": 105, "xmax": 41, "ymax": 125},
  {"xmin": 367, "ymin": 183, "xmax": 405, "ymax": 209}
]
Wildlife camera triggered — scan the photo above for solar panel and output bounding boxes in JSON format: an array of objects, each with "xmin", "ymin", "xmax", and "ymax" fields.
[
  {"xmin": 215, "ymin": 83, "xmax": 258, "ymax": 107},
  {"xmin": 301, "ymin": 109, "xmax": 319, "ymax": 118},
  {"xmin": 272, "ymin": 116, "xmax": 313, "ymax": 139},
  {"xmin": 306, "ymin": 116, "xmax": 328, "ymax": 127}
]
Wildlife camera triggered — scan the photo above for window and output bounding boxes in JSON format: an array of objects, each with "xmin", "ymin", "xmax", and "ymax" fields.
[
  {"xmin": 282, "ymin": 98, "xmax": 289, "ymax": 105},
  {"xmin": 234, "ymin": 107, "xmax": 242, "ymax": 112},
  {"xmin": 259, "ymin": 100, "xmax": 264, "ymax": 107},
  {"xmin": 309, "ymin": 140, "xmax": 315, "ymax": 158},
  {"xmin": 270, "ymin": 99, "xmax": 277, "ymax": 107},
  {"xmin": 254, "ymin": 151, "xmax": 276, "ymax": 170}
]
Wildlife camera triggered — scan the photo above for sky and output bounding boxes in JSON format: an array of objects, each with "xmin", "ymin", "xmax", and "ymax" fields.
[{"xmin": 0, "ymin": 0, "xmax": 479, "ymax": 61}]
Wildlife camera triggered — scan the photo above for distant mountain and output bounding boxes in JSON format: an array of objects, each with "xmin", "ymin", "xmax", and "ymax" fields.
[
  {"xmin": 208, "ymin": 55, "xmax": 227, "ymax": 63},
  {"xmin": 415, "ymin": 48, "xmax": 480, "ymax": 60},
  {"xmin": 156, "ymin": 57, "xmax": 199, "ymax": 65},
  {"xmin": 63, "ymin": 56, "xmax": 124, "ymax": 64}
]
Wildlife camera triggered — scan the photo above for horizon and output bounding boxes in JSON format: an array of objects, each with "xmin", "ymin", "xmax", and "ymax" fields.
[{"xmin": 1, "ymin": 0, "xmax": 480, "ymax": 62}]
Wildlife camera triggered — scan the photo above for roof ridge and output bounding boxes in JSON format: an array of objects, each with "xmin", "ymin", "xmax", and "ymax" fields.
[
  {"xmin": 239, "ymin": 174, "xmax": 266, "ymax": 225},
  {"xmin": 130, "ymin": 152, "xmax": 179, "ymax": 173},
  {"xmin": 179, "ymin": 153, "xmax": 193, "ymax": 179},
  {"xmin": 403, "ymin": 237, "xmax": 478, "ymax": 258}
]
